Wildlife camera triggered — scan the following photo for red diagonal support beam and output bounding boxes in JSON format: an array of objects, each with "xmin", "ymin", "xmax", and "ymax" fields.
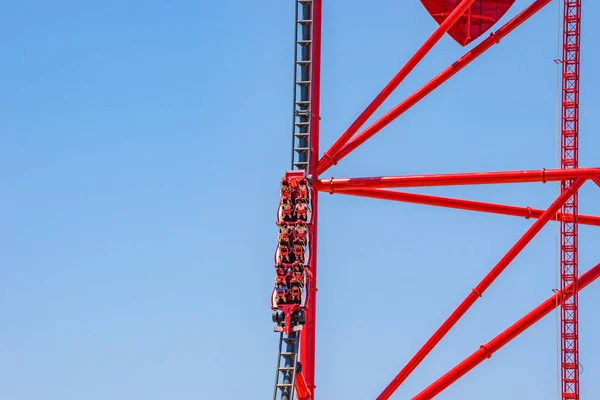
[
  {"xmin": 319, "ymin": 0, "xmax": 476, "ymax": 168},
  {"xmin": 317, "ymin": 0, "xmax": 552, "ymax": 175},
  {"xmin": 334, "ymin": 188, "xmax": 600, "ymax": 227},
  {"xmin": 316, "ymin": 168, "xmax": 600, "ymax": 191},
  {"xmin": 594, "ymin": 177, "xmax": 600, "ymax": 188},
  {"xmin": 412, "ymin": 261, "xmax": 600, "ymax": 400},
  {"xmin": 295, "ymin": 371, "xmax": 311, "ymax": 400},
  {"xmin": 376, "ymin": 177, "xmax": 585, "ymax": 400}
]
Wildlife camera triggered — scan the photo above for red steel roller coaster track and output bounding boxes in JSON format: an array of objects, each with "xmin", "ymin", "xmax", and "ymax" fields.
[{"xmin": 276, "ymin": 0, "xmax": 597, "ymax": 398}]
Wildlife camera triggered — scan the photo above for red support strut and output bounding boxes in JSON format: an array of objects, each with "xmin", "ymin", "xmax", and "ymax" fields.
[
  {"xmin": 333, "ymin": 188, "xmax": 600, "ymax": 227},
  {"xmin": 317, "ymin": 168, "xmax": 600, "ymax": 191},
  {"xmin": 412, "ymin": 262, "xmax": 600, "ymax": 400},
  {"xmin": 376, "ymin": 178, "xmax": 585, "ymax": 400},
  {"xmin": 320, "ymin": 0, "xmax": 476, "ymax": 168},
  {"xmin": 318, "ymin": 0, "xmax": 552, "ymax": 175}
]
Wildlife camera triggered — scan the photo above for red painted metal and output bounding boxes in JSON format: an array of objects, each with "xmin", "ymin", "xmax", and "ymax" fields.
[
  {"xmin": 317, "ymin": 0, "xmax": 552, "ymax": 175},
  {"xmin": 331, "ymin": 188, "xmax": 600, "ymax": 227},
  {"xmin": 317, "ymin": 168, "xmax": 600, "ymax": 191},
  {"xmin": 412, "ymin": 262, "xmax": 600, "ymax": 400},
  {"xmin": 299, "ymin": 0, "xmax": 322, "ymax": 396},
  {"xmin": 295, "ymin": 371, "xmax": 311, "ymax": 400},
  {"xmin": 376, "ymin": 178, "xmax": 585, "ymax": 400},
  {"xmin": 273, "ymin": 0, "xmax": 595, "ymax": 397},
  {"xmin": 421, "ymin": 0, "xmax": 515, "ymax": 46},
  {"xmin": 559, "ymin": 1, "xmax": 582, "ymax": 399},
  {"xmin": 320, "ymin": 0, "xmax": 476, "ymax": 169}
]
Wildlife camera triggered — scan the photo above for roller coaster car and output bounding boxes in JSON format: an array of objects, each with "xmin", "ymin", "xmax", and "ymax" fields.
[{"xmin": 272, "ymin": 306, "xmax": 307, "ymax": 334}]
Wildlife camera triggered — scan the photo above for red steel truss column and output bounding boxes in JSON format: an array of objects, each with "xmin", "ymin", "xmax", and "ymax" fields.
[
  {"xmin": 559, "ymin": 1, "xmax": 582, "ymax": 399},
  {"xmin": 300, "ymin": 0, "xmax": 322, "ymax": 397}
]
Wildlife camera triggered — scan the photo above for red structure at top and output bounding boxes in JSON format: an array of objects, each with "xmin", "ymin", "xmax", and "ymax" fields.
[
  {"xmin": 421, "ymin": 0, "xmax": 515, "ymax": 45},
  {"xmin": 271, "ymin": 1, "xmax": 597, "ymax": 399}
]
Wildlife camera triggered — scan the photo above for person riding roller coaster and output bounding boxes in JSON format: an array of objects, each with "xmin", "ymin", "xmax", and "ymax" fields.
[
  {"xmin": 294, "ymin": 200, "xmax": 309, "ymax": 222},
  {"xmin": 278, "ymin": 223, "xmax": 291, "ymax": 236},
  {"xmin": 293, "ymin": 262, "xmax": 305, "ymax": 286},
  {"xmin": 298, "ymin": 178, "xmax": 310, "ymax": 200},
  {"xmin": 293, "ymin": 239, "xmax": 305, "ymax": 259},
  {"xmin": 278, "ymin": 244, "xmax": 292, "ymax": 264},
  {"xmin": 275, "ymin": 263, "xmax": 287, "ymax": 278},
  {"xmin": 290, "ymin": 282, "xmax": 302, "ymax": 303},
  {"xmin": 275, "ymin": 281, "xmax": 287, "ymax": 304},
  {"xmin": 294, "ymin": 220, "xmax": 308, "ymax": 243},
  {"xmin": 294, "ymin": 249, "xmax": 305, "ymax": 264},
  {"xmin": 278, "ymin": 231, "xmax": 290, "ymax": 247},
  {"xmin": 279, "ymin": 198, "xmax": 293, "ymax": 222},
  {"xmin": 280, "ymin": 178, "xmax": 291, "ymax": 201}
]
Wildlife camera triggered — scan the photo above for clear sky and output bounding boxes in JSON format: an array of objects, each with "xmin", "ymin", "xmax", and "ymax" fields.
[{"xmin": 1, "ymin": 1, "xmax": 599, "ymax": 399}]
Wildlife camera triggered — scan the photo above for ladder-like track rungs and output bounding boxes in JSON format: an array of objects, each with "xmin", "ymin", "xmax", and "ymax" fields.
[{"xmin": 277, "ymin": 383, "xmax": 294, "ymax": 389}]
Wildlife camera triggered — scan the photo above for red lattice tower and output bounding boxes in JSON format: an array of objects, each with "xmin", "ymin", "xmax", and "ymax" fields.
[
  {"xmin": 270, "ymin": 1, "xmax": 599, "ymax": 399},
  {"xmin": 559, "ymin": 1, "xmax": 582, "ymax": 399}
]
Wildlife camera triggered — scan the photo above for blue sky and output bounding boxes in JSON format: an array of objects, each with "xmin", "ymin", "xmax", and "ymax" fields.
[{"xmin": 1, "ymin": 1, "xmax": 599, "ymax": 399}]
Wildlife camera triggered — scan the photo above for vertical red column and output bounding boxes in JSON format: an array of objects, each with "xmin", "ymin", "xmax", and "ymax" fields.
[
  {"xmin": 560, "ymin": 1, "xmax": 581, "ymax": 399},
  {"xmin": 300, "ymin": 0, "xmax": 322, "ymax": 396}
]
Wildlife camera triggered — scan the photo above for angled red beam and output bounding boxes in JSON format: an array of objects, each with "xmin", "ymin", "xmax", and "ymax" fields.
[
  {"xmin": 376, "ymin": 177, "xmax": 585, "ymax": 400},
  {"xmin": 319, "ymin": 0, "xmax": 476, "ymax": 168},
  {"xmin": 295, "ymin": 371, "xmax": 311, "ymax": 400},
  {"xmin": 316, "ymin": 168, "xmax": 600, "ymax": 191},
  {"xmin": 412, "ymin": 261, "xmax": 600, "ymax": 400},
  {"xmin": 317, "ymin": 0, "xmax": 552, "ymax": 175},
  {"xmin": 335, "ymin": 188, "xmax": 600, "ymax": 227},
  {"xmin": 594, "ymin": 177, "xmax": 600, "ymax": 188}
]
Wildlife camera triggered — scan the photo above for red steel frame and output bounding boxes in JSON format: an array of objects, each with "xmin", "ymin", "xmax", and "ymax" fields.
[
  {"xmin": 559, "ymin": 1, "xmax": 582, "ymax": 399},
  {"xmin": 291, "ymin": 0, "xmax": 597, "ymax": 398}
]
